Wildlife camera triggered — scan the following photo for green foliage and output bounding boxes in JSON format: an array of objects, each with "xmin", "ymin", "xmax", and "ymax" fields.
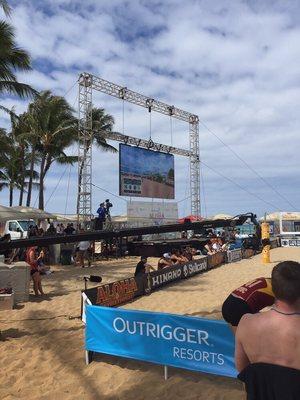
[
  {"xmin": 0, "ymin": 0, "xmax": 12, "ymax": 17},
  {"xmin": 0, "ymin": 20, "xmax": 36, "ymax": 98},
  {"xmin": 0, "ymin": 3, "xmax": 116, "ymax": 209}
]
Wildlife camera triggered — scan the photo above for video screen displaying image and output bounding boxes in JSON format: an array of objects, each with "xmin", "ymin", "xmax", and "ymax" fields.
[{"xmin": 119, "ymin": 144, "xmax": 175, "ymax": 199}]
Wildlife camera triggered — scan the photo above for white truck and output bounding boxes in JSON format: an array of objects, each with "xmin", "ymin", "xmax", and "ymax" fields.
[{"xmin": 0, "ymin": 219, "xmax": 34, "ymax": 240}]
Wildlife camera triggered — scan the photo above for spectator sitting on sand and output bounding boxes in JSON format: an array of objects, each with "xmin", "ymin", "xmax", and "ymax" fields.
[
  {"xmin": 157, "ymin": 253, "xmax": 173, "ymax": 270},
  {"xmin": 182, "ymin": 246, "xmax": 194, "ymax": 261},
  {"xmin": 134, "ymin": 256, "xmax": 155, "ymax": 276},
  {"xmin": 203, "ymin": 240, "xmax": 216, "ymax": 255},
  {"xmin": 211, "ymin": 237, "xmax": 221, "ymax": 252},
  {"xmin": 235, "ymin": 261, "xmax": 300, "ymax": 398},
  {"xmin": 170, "ymin": 249, "xmax": 188, "ymax": 265}
]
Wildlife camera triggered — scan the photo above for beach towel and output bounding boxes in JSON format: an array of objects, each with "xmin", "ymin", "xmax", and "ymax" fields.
[{"xmin": 238, "ymin": 363, "xmax": 300, "ymax": 400}]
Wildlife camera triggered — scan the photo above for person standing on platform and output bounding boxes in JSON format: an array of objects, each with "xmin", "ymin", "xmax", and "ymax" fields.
[
  {"xmin": 104, "ymin": 199, "xmax": 113, "ymax": 222},
  {"xmin": 96, "ymin": 203, "xmax": 106, "ymax": 230}
]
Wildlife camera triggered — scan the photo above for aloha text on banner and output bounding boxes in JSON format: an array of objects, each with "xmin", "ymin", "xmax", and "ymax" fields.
[{"xmin": 85, "ymin": 305, "xmax": 237, "ymax": 378}]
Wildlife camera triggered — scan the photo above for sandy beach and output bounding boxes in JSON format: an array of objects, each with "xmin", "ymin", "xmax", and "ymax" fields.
[{"xmin": 1, "ymin": 247, "xmax": 299, "ymax": 400}]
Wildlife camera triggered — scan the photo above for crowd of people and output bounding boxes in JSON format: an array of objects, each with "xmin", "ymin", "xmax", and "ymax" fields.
[
  {"xmin": 27, "ymin": 221, "xmax": 77, "ymax": 237},
  {"xmin": 202, "ymin": 236, "xmax": 229, "ymax": 255},
  {"xmin": 134, "ymin": 246, "xmax": 197, "ymax": 276}
]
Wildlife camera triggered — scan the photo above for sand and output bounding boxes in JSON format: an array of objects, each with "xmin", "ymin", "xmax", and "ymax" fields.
[{"xmin": 1, "ymin": 247, "xmax": 299, "ymax": 400}]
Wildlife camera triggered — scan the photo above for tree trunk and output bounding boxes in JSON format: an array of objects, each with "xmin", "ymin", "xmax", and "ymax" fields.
[
  {"xmin": 38, "ymin": 154, "xmax": 46, "ymax": 210},
  {"xmin": 19, "ymin": 148, "xmax": 25, "ymax": 206},
  {"xmin": 19, "ymin": 180, "xmax": 24, "ymax": 206},
  {"xmin": 26, "ymin": 145, "xmax": 36, "ymax": 207},
  {"xmin": 9, "ymin": 184, "xmax": 13, "ymax": 207}
]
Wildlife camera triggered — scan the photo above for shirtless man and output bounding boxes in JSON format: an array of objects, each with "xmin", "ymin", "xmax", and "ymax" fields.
[{"xmin": 235, "ymin": 261, "xmax": 300, "ymax": 373}]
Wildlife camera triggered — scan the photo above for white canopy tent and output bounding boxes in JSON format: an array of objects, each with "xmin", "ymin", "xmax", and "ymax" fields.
[
  {"xmin": 11, "ymin": 206, "xmax": 57, "ymax": 220},
  {"xmin": 0, "ymin": 205, "xmax": 25, "ymax": 222},
  {"xmin": 261, "ymin": 212, "xmax": 300, "ymax": 221},
  {"xmin": 212, "ymin": 213, "xmax": 233, "ymax": 220}
]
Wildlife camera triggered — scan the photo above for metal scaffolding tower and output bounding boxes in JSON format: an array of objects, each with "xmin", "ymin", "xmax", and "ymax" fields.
[{"xmin": 77, "ymin": 72, "xmax": 200, "ymax": 224}]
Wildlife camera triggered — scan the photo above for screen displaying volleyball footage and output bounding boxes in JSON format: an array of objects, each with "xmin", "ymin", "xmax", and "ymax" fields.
[{"xmin": 119, "ymin": 144, "xmax": 175, "ymax": 199}]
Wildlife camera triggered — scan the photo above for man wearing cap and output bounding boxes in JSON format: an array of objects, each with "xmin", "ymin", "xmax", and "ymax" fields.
[
  {"xmin": 134, "ymin": 256, "xmax": 155, "ymax": 276},
  {"xmin": 157, "ymin": 253, "xmax": 173, "ymax": 270},
  {"xmin": 105, "ymin": 199, "xmax": 113, "ymax": 222},
  {"xmin": 96, "ymin": 203, "xmax": 106, "ymax": 230}
]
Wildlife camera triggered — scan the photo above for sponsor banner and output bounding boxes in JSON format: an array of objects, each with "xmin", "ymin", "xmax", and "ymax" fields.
[
  {"xmin": 281, "ymin": 238, "xmax": 300, "ymax": 247},
  {"xmin": 227, "ymin": 249, "xmax": 242, "ymax": 263},
  {"xmin": 83, "ymin": 275, "xmax": 145, "ymax": 307},
  {"xmin": 86, "ymin": 305, "xmax": 237, "ymax": 378},
  {"xmin": 127, "ymin": 201, "xmax": 178, "ymax": 225},
  {"xmin": 208, "ymin": 252, "xmax": 226, "ymax": 269},
  {"xmin": 150, "ymin": 264, "xmax": 182, "ymax": 290},
  {"xmin": 182, "ymin": 257, "xmax": 208, "ymax": 278},
  {"xmin": 242, "ymin": 249, "xmax": 255, "ymax": 259}
]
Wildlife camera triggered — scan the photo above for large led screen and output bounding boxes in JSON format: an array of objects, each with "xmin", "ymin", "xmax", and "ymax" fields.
[{"xmin": 119, "ymin": 144, "xmax": 175, "ymax": 199}]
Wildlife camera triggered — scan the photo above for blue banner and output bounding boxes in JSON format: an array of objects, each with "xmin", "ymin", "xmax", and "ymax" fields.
[{"xmin": 85, "ymin": 305, "xmax": 237, "ymax": 378}]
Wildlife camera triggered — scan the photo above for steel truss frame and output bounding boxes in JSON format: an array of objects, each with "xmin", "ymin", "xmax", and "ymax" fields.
[{"xmin": 77, "ymin": 72, "xmax": 200, "ymax": 224}]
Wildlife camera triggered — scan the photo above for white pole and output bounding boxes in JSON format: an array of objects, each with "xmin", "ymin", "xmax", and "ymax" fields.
[
  {"xmin": 279, "ymin": 212, "xmax": 283, "ymax": 236},
  {"xmin": 85, "ymin": 350, "xmax": 90, "ymax": 365},
  {"xmin": 164, "ymin": 365, "xmax": 168, "ymax": 380}
]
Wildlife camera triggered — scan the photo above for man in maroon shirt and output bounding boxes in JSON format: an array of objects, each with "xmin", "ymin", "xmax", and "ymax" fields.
[{"xmin": 222, "ymin": 277, "xmax": 275, "ymax": 333}]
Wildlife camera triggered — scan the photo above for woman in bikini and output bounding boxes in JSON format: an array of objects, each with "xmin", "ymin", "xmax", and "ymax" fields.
[{"xmin": 26, "ymin": 247, "xmax": 45, "ymax": 296}]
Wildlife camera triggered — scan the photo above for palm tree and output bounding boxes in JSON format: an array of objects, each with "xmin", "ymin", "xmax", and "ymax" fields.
[
  {"xmin": 91, "ymin": 107, "xmax": 116, "ymax": 150},
  {"xmin": 25, "ymin": 91, "xmax": 78, "ymax": 210},
  {"xmin": 23, "ymin": 92, "xmax": 117, "ymax": 210},
  {"xmin": 0, "ymin": 111, "xmax": 39, "ymax": 206},
  {"xmin": 0, "ymin": 0, "xmax": 11, "ymax": 17},
  {"xmin": 1, "ymin": 141, "xmax": 22, "ymax": 206},
  {"xmin": 10, "ymin": 111, "xmax": 37, "ymax": 205},
  {"xmin": 0, "ymin": 127, "xmax": 9, "ymax": 192},
  {"xmin": 77, "ymin": 108, "xmax": 117, "ymax": 211},
  {"xmin": 0, "ymin": 3, "xmax": 36, "ymax": 99},
  {"xmin": 0, "ymin": 146, "xmax": 38, "ymax": 206}
]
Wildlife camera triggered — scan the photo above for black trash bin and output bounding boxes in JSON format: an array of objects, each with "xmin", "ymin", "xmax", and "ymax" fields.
[{"xmin": 60, "ymin": 249, "xmax": 72, "ymax": 265}]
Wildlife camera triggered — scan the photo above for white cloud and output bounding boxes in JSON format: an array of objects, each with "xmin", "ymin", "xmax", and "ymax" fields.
[{"xmin": 1, "ymin": 0, "xmax": 300, "ymax": 216}]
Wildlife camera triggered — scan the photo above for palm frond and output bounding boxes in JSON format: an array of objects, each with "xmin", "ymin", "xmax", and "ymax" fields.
[
  {"xmin": 0, "ymin": 0, "xmax": 12, "ymax": 17},
  {"xmin": 0, "ymin": 182, "xmax": 9, "ymax": 191},
  {"xmin": 0, "ymin": 80, "xmax": 37, "ymax": 98},
  {"xmin": 55, "ymin": 155, "xmax": 78, "ymax": 165}
]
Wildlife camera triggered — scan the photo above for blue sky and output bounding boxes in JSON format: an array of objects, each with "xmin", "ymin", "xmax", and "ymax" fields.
[{"xmin": 0, "ymin": 0, "xmax": 300, "ymax": 217}]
